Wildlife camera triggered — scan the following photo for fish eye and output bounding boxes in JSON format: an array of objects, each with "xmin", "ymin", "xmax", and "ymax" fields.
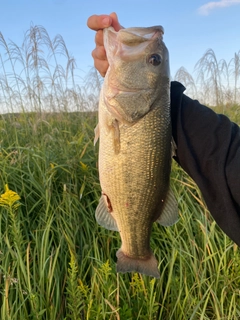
[{"xmin": 148, "ymin": 54, "xmax": 161, "ymax": 66}]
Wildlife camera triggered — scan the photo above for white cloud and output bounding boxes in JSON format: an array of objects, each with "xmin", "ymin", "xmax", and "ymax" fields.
[{"xmin": 198, "ymin": 0, "xmax": 240, "ymax": 15}]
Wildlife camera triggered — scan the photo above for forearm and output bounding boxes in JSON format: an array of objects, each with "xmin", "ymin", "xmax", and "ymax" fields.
[{"xmin": 171, "ymin": 81, "xmax": 240, "ymax": 246}]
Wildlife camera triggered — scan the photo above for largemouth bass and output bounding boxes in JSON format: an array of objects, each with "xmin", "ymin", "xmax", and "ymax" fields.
[{"xmin": 95, "ymin": 25, "xmax": 178, "ymax": 278}]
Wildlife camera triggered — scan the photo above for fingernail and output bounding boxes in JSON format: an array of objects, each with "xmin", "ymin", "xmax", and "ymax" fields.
[{"xmin": 102, "ymin": 17, "xmax": 110, "ymax": 27}]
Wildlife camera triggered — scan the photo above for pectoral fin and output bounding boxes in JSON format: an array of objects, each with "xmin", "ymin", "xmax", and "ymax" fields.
[
  {"xmin": 156, "ymin": 188, "xmax": 179, "ymax": 226},
  {"xmin": 95, "ymin": 195, "xmax": 119, "ymax": 231}
]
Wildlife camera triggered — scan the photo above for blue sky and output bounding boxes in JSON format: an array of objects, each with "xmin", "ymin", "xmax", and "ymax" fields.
[{"xmin": 1, "ymin": 0, "xmax": 240, "ymax": 80}]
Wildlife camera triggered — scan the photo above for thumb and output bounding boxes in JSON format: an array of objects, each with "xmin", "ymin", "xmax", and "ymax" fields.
[{"xmin": 109, "ymin": 12, "xmax": 123, "ymax": 31}]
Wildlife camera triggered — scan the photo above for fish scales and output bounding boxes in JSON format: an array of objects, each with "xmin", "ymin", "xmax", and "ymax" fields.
[
  {"xmin": 95, "ymin": 26, "xmax": 178, "ymax": 277},
  {"xmin": 99, "ymin": 95, "xmax": 170, "ymax": 250}
]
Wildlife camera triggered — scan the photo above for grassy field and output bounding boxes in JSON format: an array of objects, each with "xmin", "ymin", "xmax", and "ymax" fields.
[
  {"xmin": 0, "ymin": 111, "xmax": 240, "ymax": 320},
  {"xmin": 0, "ymin": 25, "xmax": 240, "ymax": 319}
]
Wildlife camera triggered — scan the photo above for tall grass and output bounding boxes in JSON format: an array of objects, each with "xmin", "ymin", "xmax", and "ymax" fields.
[
  {"xmin": 0, "ymin": 25, "xmax": 101, "ymax": 114},
  {"xmin": 174, "ymin": 49, "xmax": 240, "ymax": 113},
  {"xmin": 0, "ymin": 25, "xmax": 240, "ymax": 319}
]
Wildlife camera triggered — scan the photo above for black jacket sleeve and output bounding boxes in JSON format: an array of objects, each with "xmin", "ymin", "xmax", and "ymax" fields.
[{"xmin": 170, "ymin": 81, "xmax": 240, "ymax": 246}]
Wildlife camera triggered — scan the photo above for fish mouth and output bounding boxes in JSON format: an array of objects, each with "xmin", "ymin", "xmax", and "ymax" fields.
[
  {"xmin": 105, "ymin": 26, "xmax": 164, "ymax": 49},
  {"xmin": 119, "ymin": 26, "xmax": 164, "ymax": 38}
]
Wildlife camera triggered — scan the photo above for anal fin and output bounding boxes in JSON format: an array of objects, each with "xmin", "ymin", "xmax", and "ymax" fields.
[
  {"xmin": 95, "ymin": 195, "xmax": 119, "ymax": 231},
  {"xmin": 156, "ymin": 188, "xmax": 179, "ymax": 226}
]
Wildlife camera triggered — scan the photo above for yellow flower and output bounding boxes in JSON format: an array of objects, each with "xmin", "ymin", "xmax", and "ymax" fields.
[
  {"xmin": 100, "ymin": 259, "xmax": 112, "ymax": 278},
  {"xmin": 0, "ymin": 184, "xmax": 21, "ymax": 208},
  {"xmin": 50, "ymin": 162, "xmax": 55, "ymax": 169},
  {"xmin": 80, "ymin": 161, "xmax": 88, "ymax": 172}
]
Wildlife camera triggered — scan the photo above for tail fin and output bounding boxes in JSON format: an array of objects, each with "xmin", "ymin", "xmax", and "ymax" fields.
[{"xmin": 116, "ymin": 249, "xmax": 160, "ymax": 278}]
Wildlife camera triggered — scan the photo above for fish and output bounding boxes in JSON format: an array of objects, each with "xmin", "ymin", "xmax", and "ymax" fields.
[{"xmin": 94, "ymin": 25, "xmax": 178, "ymax": 278}]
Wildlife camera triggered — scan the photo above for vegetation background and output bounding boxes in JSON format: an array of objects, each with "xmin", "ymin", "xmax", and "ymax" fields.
[{"xmin": 0, "ymin": 25, "xmax": 240, "ymax": 320}]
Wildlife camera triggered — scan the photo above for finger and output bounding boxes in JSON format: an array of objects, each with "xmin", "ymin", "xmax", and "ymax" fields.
[
  {"xmin": 87, "ymin": 14, "xmax": 112, "ymax": 31},
  {"xmin": 95, "ymin": 30, "xmax": 104, "ymax": 47},
  {"xmin": 94, "ymin": 59, "xmax": 109, "ymax": 77},
  {"xmin": 92, "ymin": 46, "xmax": 107, "ymax": 62},
  {"xmin": 109, "ymin": 12, "xmax": 122, "ymax": 31}
]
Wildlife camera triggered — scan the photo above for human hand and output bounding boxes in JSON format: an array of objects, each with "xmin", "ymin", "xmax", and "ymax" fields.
[{"xmin": 87, "ymin": 13, "xmax": 122, "ymax": 77}]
